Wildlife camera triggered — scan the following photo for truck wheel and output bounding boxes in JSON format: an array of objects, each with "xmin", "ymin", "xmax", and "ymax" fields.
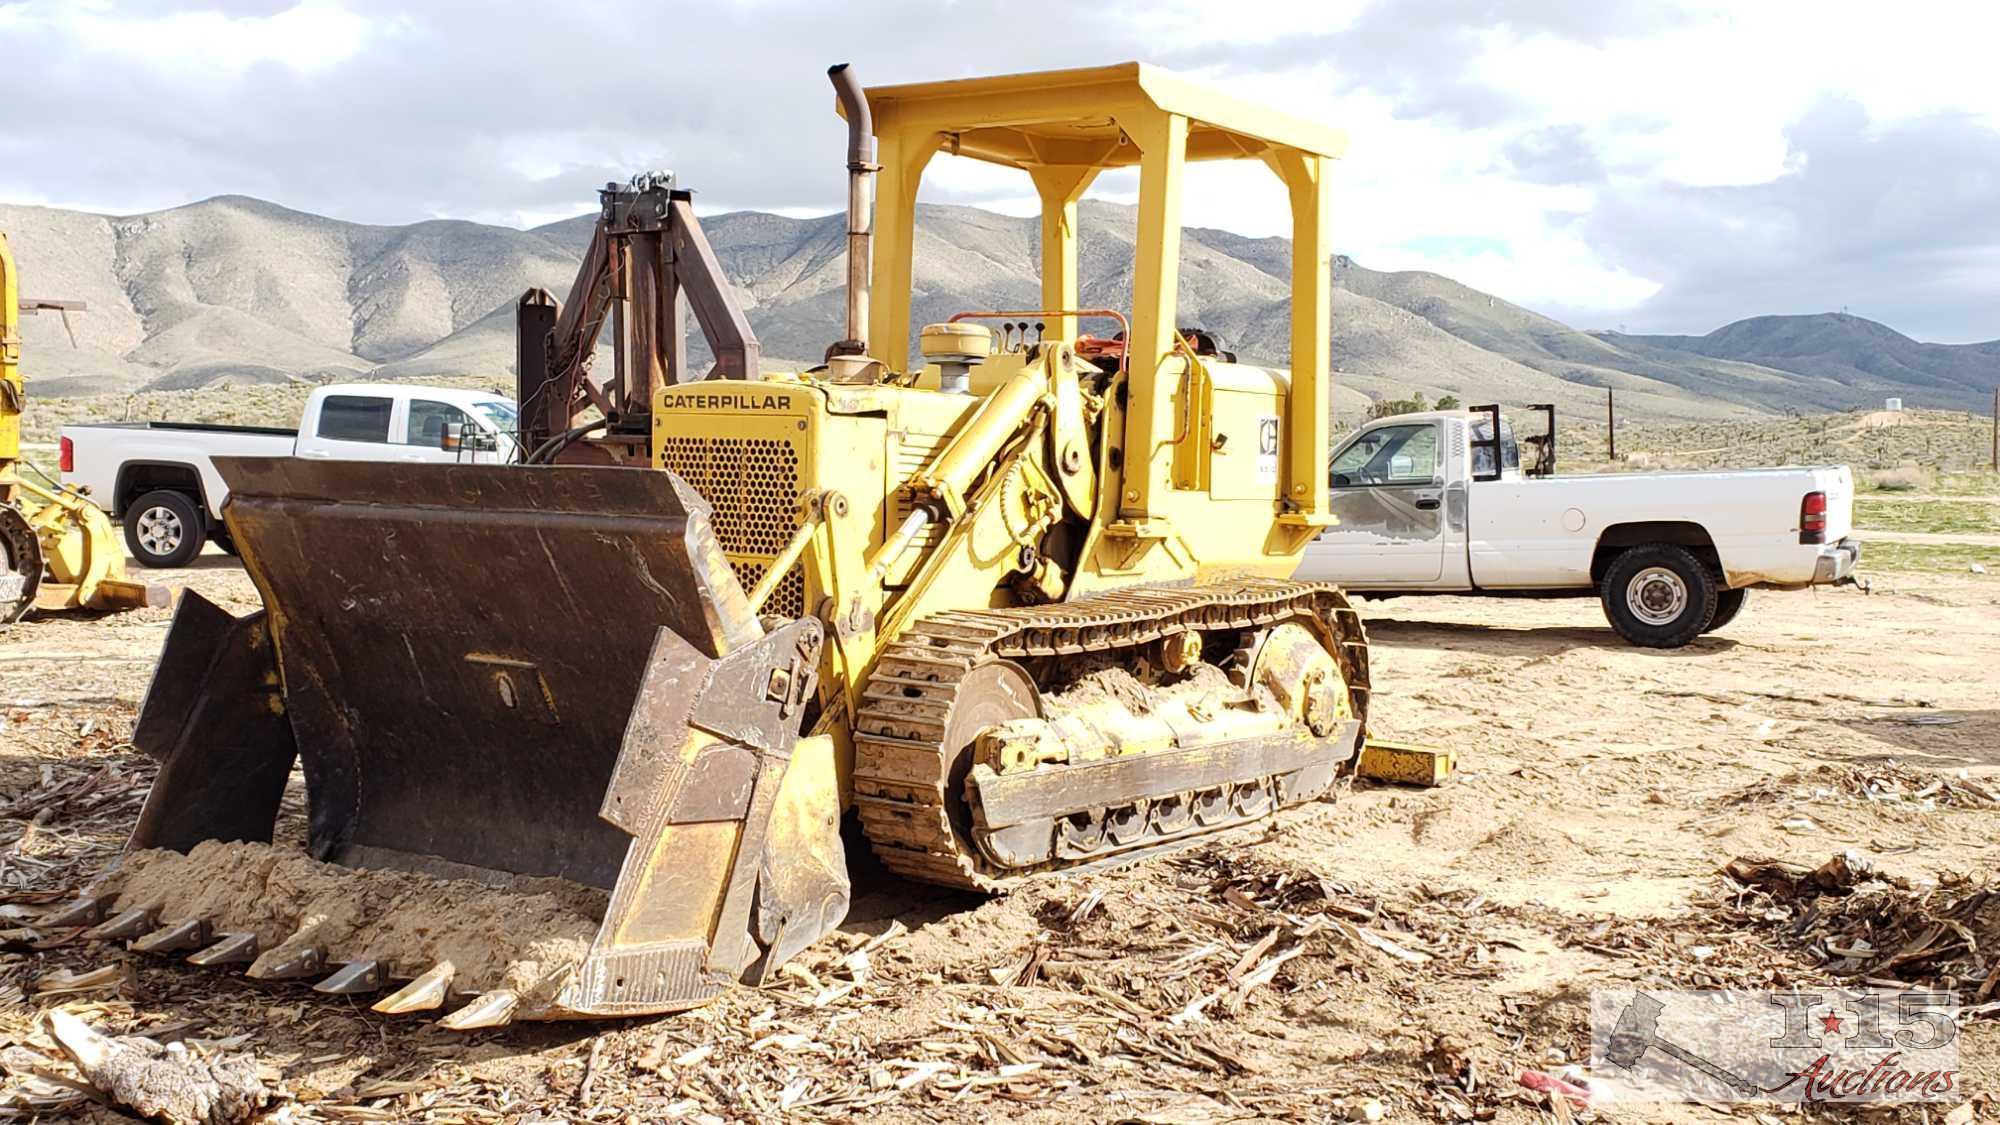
[
  {"xmin": 124, "ymin": 490, "xmax": 207, "ymax": 569},
  {"xmin": 1704, "ymin": 588, "xmax": 1748, "ymax": 634},
  {"xmin": 1600, "ymin": 544, "xmax": 1718, "ymax": 648}
]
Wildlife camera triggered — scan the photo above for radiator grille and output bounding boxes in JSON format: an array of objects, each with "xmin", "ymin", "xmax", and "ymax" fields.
[
  {"xmin": 730, "ymin": 561, "xmax": 807, "ymax": 620},
  {"xmin": 660, "ymin": 436, "xmax": 805, "ymax": 617}
]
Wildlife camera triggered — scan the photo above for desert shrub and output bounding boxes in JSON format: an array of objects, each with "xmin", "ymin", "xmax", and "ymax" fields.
[
  {"xmin": 1367, "ymin": 392, "xmax": 1429, "ymax": 420},
  {"xmin": 1868, "ymin": 463, "xmax": 1932, "ymax": 492}
]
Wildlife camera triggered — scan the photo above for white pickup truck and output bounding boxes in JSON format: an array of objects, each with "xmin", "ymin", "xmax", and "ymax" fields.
[
  {"xmin": 1294, "ymin": 407, "xmax": 1861, "ymax": 647},
  {"xmin": 61, "ymin": 383, "xmax": 519, "ymax": 568}
]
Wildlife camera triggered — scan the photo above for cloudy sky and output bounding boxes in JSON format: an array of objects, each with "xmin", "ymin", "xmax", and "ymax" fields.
[{"xmin": 4, "ymin": 0, "xmax": 1995, "ymax": 341}]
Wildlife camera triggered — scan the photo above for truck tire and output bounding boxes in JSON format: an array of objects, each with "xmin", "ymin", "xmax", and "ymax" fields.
[
  {"xmin": 124, "ymin": 489, "xmax": 207, "ymax": 569},
  {"xmin": 1600, "ymin": 544, "xmax": 1718, "ymax": 648},
  {"xmin": 1704, "ymin": 588, "xmax": 1748, "ymax": 634}
]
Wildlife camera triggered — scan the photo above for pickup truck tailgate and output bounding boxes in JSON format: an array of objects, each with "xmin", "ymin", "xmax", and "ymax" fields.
[{"xmin": 1812, "ymin": 466, "xmax": 1855, "ymax": 541}]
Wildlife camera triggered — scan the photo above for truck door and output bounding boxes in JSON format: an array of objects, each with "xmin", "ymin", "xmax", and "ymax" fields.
[
  {"xmin": 398, "ymin": 398, "xmax": 476, "ymax": 463},
  {"xmin": 299, "ymin": 393, "xmax": 396, "ymax": 460},
  {"xmin": 1305, "ymin": 420, "xmax": 1447, "ymax": 584}
]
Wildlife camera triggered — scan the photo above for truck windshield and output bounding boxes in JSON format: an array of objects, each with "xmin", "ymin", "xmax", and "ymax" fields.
[
  {"xmin": 472, "ymin": 400, "xmax": 518, "ymax": 435},
  {"xmin": 1330, "ymin": 423, "xmax": 1439, "ymax": 487}
]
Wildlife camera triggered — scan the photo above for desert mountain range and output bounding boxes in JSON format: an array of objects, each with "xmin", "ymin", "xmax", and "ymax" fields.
[{"xmin": 3, "ymin": 195, "xmax": 1994, "ymax": 421}]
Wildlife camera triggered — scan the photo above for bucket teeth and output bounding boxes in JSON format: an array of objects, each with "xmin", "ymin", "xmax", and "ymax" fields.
[
  {"xmin": 88, "ymin": 907, "xmax": 158, "ymax": 942},
  {"xmin": 372, "ymin": 961, "xmax": 455, "ymax": 1014},
  {"xmin": 247, "ymin": 945, "xmax": 327, "ymax": 981},
  {"xmin": 40, "ymin": 895, "xmax": 113, "ymax": 928},
  {"xmin": 439, "ymin": 989, "xmax": 519, "ymax": 1031},
  {"xmin": 131, "ymin": 918, "xmax": 212, "ymax": 954},
  {"xmin": 313, "ymin": 960, "xmax": 387, "ymax": 995},
  {"xmin": 188, "ymin": 932, "xmax": 259, "ymax": 967}
]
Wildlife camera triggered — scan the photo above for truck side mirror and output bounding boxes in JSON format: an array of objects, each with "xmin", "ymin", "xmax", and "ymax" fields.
[{"xmin": 441, "ymin": 422, "xmax": 463, "ymax": 451}]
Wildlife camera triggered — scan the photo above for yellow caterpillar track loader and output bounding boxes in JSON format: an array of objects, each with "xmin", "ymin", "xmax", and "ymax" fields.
[
  {"xmin": 0, "ymin": 233, "xmax": 166, "ymax": 618},
  {"xmin": 46, "ymin": 62, "xmax": 1369, "ymax": 1026}
]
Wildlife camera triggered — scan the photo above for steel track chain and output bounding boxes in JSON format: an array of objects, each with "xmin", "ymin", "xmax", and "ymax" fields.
[{"xmin": 851, "ymin": 578, "xmax": 1371, "ymax": 891}]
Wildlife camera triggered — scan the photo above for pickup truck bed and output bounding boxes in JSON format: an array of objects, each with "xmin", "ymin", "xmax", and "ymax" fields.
[
  {"xmin": 88, "ymin": 421, "xmax": 297, "ymax": 437},
  {"xmin": 1295, "ymin": 409, "xmax": 1861, "ymax": 647},
  {"xmin": 1462, "ymin": 465, "xmax": 1855, "ymax": 591}
]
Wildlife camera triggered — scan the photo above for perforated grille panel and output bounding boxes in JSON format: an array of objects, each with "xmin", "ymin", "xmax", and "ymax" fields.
[
  {"xmin": 730, "ymin": 561, "xmax": 806, "ymax": 619},
  {"xmin": 886, "ymin": 430, "xmax": 948, "ymax": 584},
  {"xmin": 660, "ymin": 436, "xmax": 806, "ymax": 617},
  {"xmin": 660, "ymin": 437, "xmax": 800, "ymax": 554}
]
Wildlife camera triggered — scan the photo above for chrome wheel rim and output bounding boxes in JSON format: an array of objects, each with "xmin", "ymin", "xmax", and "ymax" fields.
[
  {"xmin": 1626, "ymin": 566, "xmax": 1688, "ymax": 626},
  {"xmin": 136, "ymin": 506, "xmax": 184, "ymax": 557}
]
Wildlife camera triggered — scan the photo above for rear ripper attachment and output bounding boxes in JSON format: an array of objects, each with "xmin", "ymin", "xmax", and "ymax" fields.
[{"xmin": 46, "ymin": 457, "xmax": 847, "ymax": 1024}]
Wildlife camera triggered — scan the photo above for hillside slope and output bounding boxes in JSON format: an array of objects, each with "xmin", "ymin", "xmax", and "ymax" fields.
[
  {"xmin": 1, "ymin": 196, "xmax": 579, "ymax": 396},
  {"xmin": 6, "ymin": 193, "xmax": 1980, "ymax": 420},
  {"xmin": 1612, "ymin": 314, "xmax": 2000, "ymax": 412}
]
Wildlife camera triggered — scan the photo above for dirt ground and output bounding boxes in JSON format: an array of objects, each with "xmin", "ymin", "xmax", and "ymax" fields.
[{"xmin": 3, "ymin": 545, "xmax": 1997, "ymax": 1123}]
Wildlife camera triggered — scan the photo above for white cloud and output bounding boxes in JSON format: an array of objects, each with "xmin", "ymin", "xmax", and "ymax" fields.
[
  {"xmin": 1199, "ymin": 1, "xmax": 1996, "ymax": 327},
  {"xmin": 1454, "ymin": 1, "xmax": 1999, "ymax": 177},
  {"xmin": 1, "ymin": 0, "xmax": 376, "ymax": 75},
  {"xmin": 1122, "ymin": 0, "xmax": 1370, "ymax": 48},
  {"xmin": 0, "ymin": 0, "xmax": 1992, "ymax": 338}
]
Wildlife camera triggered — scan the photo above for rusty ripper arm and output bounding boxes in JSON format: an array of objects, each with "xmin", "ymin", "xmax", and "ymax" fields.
[{"xmin": 514, "ymin": 177, "xmax": 761, "ymax": 461}]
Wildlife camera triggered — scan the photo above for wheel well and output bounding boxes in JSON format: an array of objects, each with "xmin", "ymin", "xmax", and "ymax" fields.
[
  {"xmin": 1590, "ymin": 521, "xmax": 1721, "ymax": 584},
  {"xmin": 115, "ymin": 463, "xmax": 207, "ymax": 518}
]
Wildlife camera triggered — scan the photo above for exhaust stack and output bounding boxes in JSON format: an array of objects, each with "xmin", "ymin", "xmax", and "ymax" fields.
[{"xmin": 828, "ymin": 63, "xmax": 875, "ymax": 359}]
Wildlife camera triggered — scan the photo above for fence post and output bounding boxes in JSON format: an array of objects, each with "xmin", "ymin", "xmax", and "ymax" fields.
[{"xmin": 1606, "ymin": 389, "xmax": 1616, "ymax": 461}]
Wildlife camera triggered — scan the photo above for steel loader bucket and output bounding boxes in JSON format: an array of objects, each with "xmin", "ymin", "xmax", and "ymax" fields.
[{"xmin": 103, "ymin": 458, "xmax": 848, "ymax": 1023}]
